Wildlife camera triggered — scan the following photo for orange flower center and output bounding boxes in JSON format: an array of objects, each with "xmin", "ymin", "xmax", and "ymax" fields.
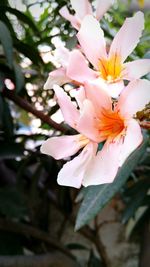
[
  {"xmin": 98, "ymin": 109, "xmax": 125, "ymax": 140},
  {"xmin": 98, "ymin": 54, "xmax": 123, "ymax": 82}
]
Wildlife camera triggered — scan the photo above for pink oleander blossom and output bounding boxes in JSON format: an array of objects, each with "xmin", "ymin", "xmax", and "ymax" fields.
[
  {"xmin": 40, "ymin": 79, "xmax": 150, "ymax": 188},
  {"xmin": 71, "ymin": 12, "xmax": 150, "ymax": 97},
  {"xmin": 59, "ymin": 0, "xmax": 113, "ymax": 30},
  {"xmin": 44, "ymin": 46, "xmax": 97, "ymax": 90}
]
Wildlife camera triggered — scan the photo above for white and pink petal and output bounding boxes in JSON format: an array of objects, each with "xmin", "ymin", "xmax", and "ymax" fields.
[
  {"xmin": 77, "ymin": 99, "xmax": 101, "ymax": 142},
  {"xmin": 57, "ymin": 142, "xmax": 98, "ymax": 188},
  {"xmin": 53, "ymin": 85, "xmax": 80, "ymax": 128},
  {"xmin": 96, "ymin": 0, "xmax": 114, "ymax": 20},
  {"xmin": 40, "ymin": 134, "xmax": 84, "ymax": 160},
  {"xmin": 44, "ymin": 68, "xmax": 71, "ymax": 89},
  {"xmin": 77, "ymin": 15, "xmax": 107, "ymax": 69},
  {"xmin": 83, "ymin": 139, "xmax": 122, "ymax": 186},
  {"xmin": 109, "ymin": 12, "xmax": 144, "ymax": 63},
  {"xmin": 67, "ymin": 49, "xmax": 97, "ymax": 83},
  {"xmin": 118, "ymin": 79, "xmax": 150, "ymax": 118},
  {"xmin": 122, "ymin": 59, "xmax": 150, "ymax": 80},
  {"xmin": 59, "ymin": 6, "xmax": 80, "ymax": 30},
  {"xmin": 84, "ymin": 80, "xmax": 112, "ymax": 115},
  {"xmin": 119, "ymin": 119, "xmax": 143, "ymax": 166},
  {"xmin": 70, "ymin": 0, "xmax": 92, "ymax": 20}
]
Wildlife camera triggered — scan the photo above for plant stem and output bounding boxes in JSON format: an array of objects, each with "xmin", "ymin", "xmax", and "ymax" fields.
[
  {"xmin": 2, "ymin": 88, "xmax": 67, "ymax": 133},
  {"xmin": 0, "ymin": 218, "xmax": 74, "ymax": 260}
]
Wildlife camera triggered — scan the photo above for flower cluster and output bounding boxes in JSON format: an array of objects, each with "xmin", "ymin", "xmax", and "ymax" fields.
[{"xmin": 41, "ymin": 0, "xmax": 150, "ymax": 188}]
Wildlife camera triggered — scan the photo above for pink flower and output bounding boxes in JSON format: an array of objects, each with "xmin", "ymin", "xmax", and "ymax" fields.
[
  {"xmin": 59, "ymin": 0, "xmax": 113, "ymax": 30},
  {"xmin": 44, "ymin": 46, "xmax": 96, "ymax": 90},
  {"xmin": 74, "ymin": 12, "xmax": 150, "ymax": 97},
  {"xmin": 40, "ymin": 79, "xmax": 150, "ymax": 188}
]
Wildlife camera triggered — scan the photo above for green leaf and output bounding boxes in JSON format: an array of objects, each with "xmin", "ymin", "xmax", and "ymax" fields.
[
  {"xmin": 0, "ymin": 141, "xmax": 24, "ymax": 159},
  {"xmin": 0, "ymin": 21, "xmax": 13, "ymax": 67},
  {"xmin": 2, "ymin": 99, "xmax": 14, "ymax": 138},
  {"xmin": 125, "ymin": 206, "xmax": 148, "ymax": 239},
  {"xmin": 0, "ymin": 232, "xmax": 23, "ymax": 255},
  {"xmin": 0, "ymin": 72, "xmax": 5, "ymax": 92},
  {"xmin": 14, "ymin": 38, "xmax": 43, "ymax": 65},
  {"xmin": 66, "ymin": 243, "xmax": 88, "ymax": 250},
  {"xmin": 13, "ymin": 62, "xmax": 25, "ymax": 93},
  {"xmin": 0, "ymin": 6, "xmax": 39, "ymax": 35},
  {"xmin": 122, "ymin": 177, "xmax": 150, "ymax": 223},
  {"xmin": 88, "ymin": 251, "xmax": 103, "ymax": 267},
  {"xmin": 75, "ymin": 138, "xmax": 148, "ymax": 230},
  {"xmin": 66, "ymin": 36, "xmax": 77, "ymax": 50},
  {"xmin": 0, "ymin": 187, "xmax": 27, "ymax": 219}
]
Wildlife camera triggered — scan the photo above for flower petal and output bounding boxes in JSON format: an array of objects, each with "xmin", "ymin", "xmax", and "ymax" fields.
[
  {"xmin": 40, "ymin": 135, "xmax": 83, "ymax": 160},
  {"xmin": 122, "ymin": 59, "xmax": 150, "ymax": 80},
  {"xmin": 84, "ymin": 80, "xmax": 112, "ymax": 115},
  {"xmin": 67, "ymin": 49, "xmax": 96, "ymax": 83},
  {"xmin": 73, "ymin": 86, "xmax": 86, "ymax": 109},
  {"xmin": 96, "ymin": 0, "xmax": 113, "ymax": 20},
  {"xmin": 77, "ymin": 15, "xmax": 107, "ymax": 69},
  {"xmin": 90, "ymin": 78, "xmax": 124, "ymax": 98},
  {"xmin": 71, "ymin": 0, "xmax": 92, "ymax": 19},
  {"xmin": 119, "ymin": 119, "xmax": 143, "ymax": 166},
  {"xmin": 118, "ymin": 79, "xmax": 150, "ymax": 118},
  {"xmin": 77, "ymin": 99, "xmax": 101, "ymax": 142},
  {"xmin": 57, "ymin": 142, "xmax": 98, "ymax": 188},
  {"xmin": 83, "ymin": 140, "xmax": 122, "ymax": 186},
  {"xmin": 109, "ymin": 12, "xmax": 144, "ymax": 63},
  {"xmin": 44, "ymin": 68, "xmax": 71, "ymax": 89},
  {"xmin": 54, "ymin": 46, "xmax": 70, "ymax": 68},
  {"xmin": 59, "ymin": 6, "xmax": 80, "ymax": 30},
  {"xmin": 53, "ymin": 85, "xmax": 80, "ymax": 128}
]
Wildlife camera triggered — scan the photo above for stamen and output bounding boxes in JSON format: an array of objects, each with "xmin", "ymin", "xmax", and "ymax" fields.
[
  {"xmin": 78, "ymin": 134, "xmax": 90, "ymax": 147},
  {"xmin": 98, "ymin": 54, "xmax": 123, "ymax": 82}
]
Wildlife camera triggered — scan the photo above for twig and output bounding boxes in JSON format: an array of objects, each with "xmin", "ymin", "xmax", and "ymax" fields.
[
  {"xmin": 139, "ymin": 121, "xmax": 150, "ymax": 130},
  {"xmin": 94, "ymin": 216, "xmax": 111, "ymax": 267},
  {"xmin": 0, "ymin": 218, "xmax": 74, "ymax": 260},
  {"xmin": 2, "ymin": 88, "xmax": 67, "ymax": 133},
  {"xmin": 97, "ymin": 219, "xmax": 119, "ymax": 231}
]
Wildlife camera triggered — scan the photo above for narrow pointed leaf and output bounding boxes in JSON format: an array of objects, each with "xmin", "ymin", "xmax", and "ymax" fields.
[
  {"xmin": 13, "ymin": 62, "xmax": 24, "ymax": 93},
  {"xmin": 0, "ymin": 6, "xmax": 39, "ymax": 35},
  {"xmin": 0, "ymin": 21, "xmax": 13, "ymax": 67}
]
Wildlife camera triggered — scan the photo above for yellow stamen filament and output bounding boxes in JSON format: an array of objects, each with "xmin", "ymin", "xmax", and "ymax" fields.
[
  {"xmin": 98, "ymin": 54, "xmax": 123, "ymax": 82},
  {"xmin": 98, "ymin": 109, "xmax": 125, "ymax": 141},
  {"xmin": 78, "ymin": 134, "xmax": 90, "ymax": 147}
]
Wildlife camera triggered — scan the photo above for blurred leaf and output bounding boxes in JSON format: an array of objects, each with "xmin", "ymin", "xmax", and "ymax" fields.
[
  {"xmin": 66, "ymin": 35, "xmax": 77, "ymax": 50},
  {"xmin": 75, "ymin": 138, "xmax": 148, "ymax": 230},
  {"xmin": 75, "ymin": 187, "xmax": 89, "ymax": 203},
  {"xmin": 14, "ymin": 38, "xmax": 43, "ymax": 65},
  {"xmin": 88, "ymin": 251, "xmax": 103, "ymax": 267},
  {"xmin": 66, "ymin": 243, "xmax": 88, "ymax": 250},
  {"xmin": 0, "ymin": 141, "xmax": 24, "ymax": 159},
  {"xmin": 0, "ymin": 187, "xmax": 27, "ymax": 219},
  {"xmin": 0, "ymin": 232, "xmax": 23, "ymax": 255},
  {"xmin": 122, "ymin": 188, "xmax": 148, "ymax": 224},
  {"xmin": 0, "ymin": 21, "xmax": 13, "ymax": 67},
  {"xmin": 0, "ymin": 6, "xmax": 39, "ymax": 35},
  {"xmin": 0, "ymin": 95, "xmax": 4, "ymax": 125},
  {"xmin": 2, "ymin": 99, "xmax": 14, "ymax": 138},
  {"xmin": 13, "ymin": 62, "xmax": 25, "ymax": 93},
  {"xmin": 0, "ymin": 72, "xmax": 5, "ymax": 92},
  {"xmin": 125, "ymin": 206, "xmax": 148, "ymax": 239}
]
